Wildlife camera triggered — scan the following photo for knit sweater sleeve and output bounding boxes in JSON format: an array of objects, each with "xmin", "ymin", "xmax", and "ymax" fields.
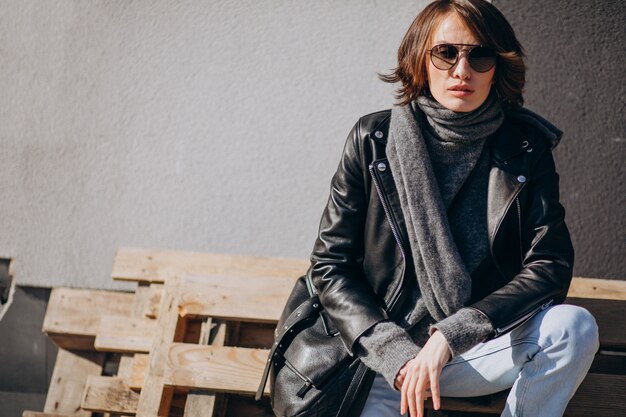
[
  {"xmin": 354, "ymin": 320, "xmax": 421, "ymax": 389},
  {"xmin": 429, "ymin": 307, "xmax": 494, "ymax": 357}
]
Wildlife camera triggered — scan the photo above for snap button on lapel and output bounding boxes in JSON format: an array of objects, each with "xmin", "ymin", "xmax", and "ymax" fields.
[
  {"xmin": 374, "ymin": 131, "xmax": 384, "ymax": 139},
  {"xmin": 517, "ymin": 175, "xmax": 527, "ymax": 183},
  {"xmin": 377, "ymin": 162, "xmax": 387, "ymax": 172}
]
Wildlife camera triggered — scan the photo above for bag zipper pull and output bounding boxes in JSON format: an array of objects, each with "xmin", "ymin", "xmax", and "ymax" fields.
[{"xmin": 296, "ymin": 381, "xmax": 313, "ymax": 398}]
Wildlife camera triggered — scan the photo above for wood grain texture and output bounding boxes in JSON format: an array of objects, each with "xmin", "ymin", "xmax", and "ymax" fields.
[
  {"xmin": 175, "ymin": 274, "xmax": 296, "ymax": 322},
  {"xmin": 111, "ymin": 247, "xmax": 308, "ymax": 283},
  {"xmin": 44, "ymin": 288, "xmax": 134, "ymax": 349},
  {"xmin": 44, "ymin": 348, "xmax": 105, "ymax": 416},
  {"xmin": 144, "ymin": 284, "xmax": 163, "ymax": 319},
  {"xmin": 94, "ymin": 315, "xmax": 157, "ymax": 353},
  {"xmin": 564, "ymin": 373, "xmax": 626, "ymax": 416},
  {"xmin": 163, "ymin": 344, "xmax": 270, "ymax": 396},
  {"xmin": 23, "ymin": 412, "xmax": 74, "ymax": 417},
  {"xmin": 128, "ymin": 353, "xmax": 149, "ymax": 390},
  {"xmin": 136, "ymin": 277, "xmax": 186, "ymax": 417},
  {"xmin": 132, "ymin": 283, "xmax": 151, "ymax": 318},
  {"xmin": 117, "ymin": 354, "xmax": 135, "ymax": 381},
  {"xmin": 81, "ymin": 376, "xmax": 139, "ymax": 414},
  {"xmin": 568, "ymin": 277, "xmax": 626, "ymax": 300},
  {"xmin": 182, "ymin": 318, "xmax": 228, "ymax": 417}
]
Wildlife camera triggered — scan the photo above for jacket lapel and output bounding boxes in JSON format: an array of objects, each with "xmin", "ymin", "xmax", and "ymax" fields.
[{"xmin": 487, "ymin": 118, "xmax": 533, "ymax": 250}]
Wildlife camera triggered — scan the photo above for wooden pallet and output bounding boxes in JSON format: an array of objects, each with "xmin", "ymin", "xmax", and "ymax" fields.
[{"xmin": 23, "ymin": 247, "xmax": 626, "ymax": 417}]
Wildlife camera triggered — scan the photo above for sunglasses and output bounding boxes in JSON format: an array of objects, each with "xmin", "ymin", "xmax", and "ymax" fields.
[{"xmin": 428, "ymin": 43, "xmax": 497, "ymax": 73}]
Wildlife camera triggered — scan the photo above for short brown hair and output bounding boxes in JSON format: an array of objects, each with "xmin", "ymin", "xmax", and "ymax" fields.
[{"xmin": 380, "ymin": 0, "xmax": 525, "ymax": 107}]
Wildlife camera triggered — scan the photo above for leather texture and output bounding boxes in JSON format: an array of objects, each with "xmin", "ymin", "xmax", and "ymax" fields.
[
  {"xmin": 261, "ymin": 275, "xmax": 366, "ymax": 417},
  {"xmin": 309, "ymin": 108, "xmax": 575, "ymax": 353}
]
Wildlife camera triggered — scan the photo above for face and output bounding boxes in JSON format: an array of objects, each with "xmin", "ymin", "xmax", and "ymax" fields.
[{"xmin": 426, "ymin": 13, "xmax": 495, "ymax": 112}]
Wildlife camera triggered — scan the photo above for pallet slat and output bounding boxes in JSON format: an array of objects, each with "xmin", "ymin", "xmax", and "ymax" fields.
[
  {"xmin": 44, "ymin": 348, "xmax": 105, "ymax": 417},
  {"xmin": 176, "ymin": 274, "xmax": 296, "ymax": 322},
  {"xmin": 136, "ymin": 277, "xmax": 187, "ymax": 417},
  {"xmin": 164, "ymin": 343, "xmax": 270, "ymax": 396},
  {"xmin": 44, "ymin": 288, "xmax": 134, "ymax": 350},
  {"xmin": 112, "ymin": 247, "xmax": 309, "ymax": 283},
  {"xmin": 81, "ymin": 376, "xmax": 139, "ymax": 414},
  {"xmin": 569, "ymin": 277, "xmax": 626, "ymax": 301},
  {"xmin": 95, "ymin": 315, "xmax": 157, "ymax": 353}
]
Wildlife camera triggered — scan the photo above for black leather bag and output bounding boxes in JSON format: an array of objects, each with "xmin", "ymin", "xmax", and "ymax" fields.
[{"xmin": 256, "ymin": 271, "xmax": 372, "ymax": 417}]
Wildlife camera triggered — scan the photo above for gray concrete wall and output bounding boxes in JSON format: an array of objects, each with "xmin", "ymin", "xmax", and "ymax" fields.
[
  {"xmin": 1, "ymin": 0, "xmax": 429, "ymax": 289},
  {"xmin": 493, "ymin": 0, "xmax": 625, "ymax": 279},
  {"xmin": 1, "ymin": 0, "xmax": 623, "ymax": 290}
]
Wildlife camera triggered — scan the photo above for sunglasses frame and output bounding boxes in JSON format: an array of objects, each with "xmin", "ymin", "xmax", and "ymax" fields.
[{"xmin": 428, "ymin": 43, "xmax": 497, "ymax": 73}]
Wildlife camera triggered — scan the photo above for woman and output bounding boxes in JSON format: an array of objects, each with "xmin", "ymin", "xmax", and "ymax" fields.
[{"xmin": 308, "ymin": 1, "xmax": 599, "ymax": 416}]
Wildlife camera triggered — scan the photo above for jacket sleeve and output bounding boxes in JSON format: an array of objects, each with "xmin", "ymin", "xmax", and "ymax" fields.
[
  {"xmin": 309, "ymin": 120, "xmax": 388, "ymax": 354},
  {"xmin": 469, "ymin": 140, "xmax": 575, "ymax": 337}
]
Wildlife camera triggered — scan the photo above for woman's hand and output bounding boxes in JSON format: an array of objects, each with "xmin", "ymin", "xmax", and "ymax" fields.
[{"xmin": 394, "ymin": 330, "xmax": 452, "ymax": 417}]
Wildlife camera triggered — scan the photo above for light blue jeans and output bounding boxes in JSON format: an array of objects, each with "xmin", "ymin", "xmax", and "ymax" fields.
[{"xmin": 360, "ymin": 304, "xmax": 599, "ymax": 417}]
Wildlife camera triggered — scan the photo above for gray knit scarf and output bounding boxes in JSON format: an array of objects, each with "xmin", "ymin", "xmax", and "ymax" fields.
[{"xmin": 386, "ymin": 91, "xmax": 504, "ymax": 322}]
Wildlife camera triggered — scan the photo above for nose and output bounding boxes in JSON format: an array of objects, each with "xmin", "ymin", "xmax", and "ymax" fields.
[{"xmin": 451, "ymin": 51, "xmax": 472, "ymax": 80}]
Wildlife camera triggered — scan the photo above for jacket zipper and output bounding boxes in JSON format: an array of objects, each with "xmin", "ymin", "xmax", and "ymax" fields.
[
  {"xmin": 368, "ymin": 162, "xmax": 406, "ymax": 311},
  {"xmin": 493, "ymin": 299, "xmax": 554, "ymax": 337},
  {"xmin": 516, "ymin": 197, "xmax": 523, "ymax": 265}
]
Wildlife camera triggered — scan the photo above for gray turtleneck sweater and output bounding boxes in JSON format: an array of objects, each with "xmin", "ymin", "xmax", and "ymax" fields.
[{"xmin": 355, "ymin": 109, "xmax": 495, "ymax": 389}]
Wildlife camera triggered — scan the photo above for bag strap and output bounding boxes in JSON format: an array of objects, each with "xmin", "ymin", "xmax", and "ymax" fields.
[{"xmin": 255, "ymin": 294, "xmax": 323, "ymax": 401}]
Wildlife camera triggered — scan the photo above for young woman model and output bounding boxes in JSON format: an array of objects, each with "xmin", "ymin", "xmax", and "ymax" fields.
[{"xmin": 308, "ymin": 1, "xmax": 599, "ymax": 416}]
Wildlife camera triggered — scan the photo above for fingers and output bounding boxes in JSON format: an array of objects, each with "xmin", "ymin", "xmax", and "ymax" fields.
[
  {"xmin": 401, "ymin": 369, "xmax": 429, "ymax": 417},
  {"xmin": 429, "ymin": 367, "xmax": 442, "ymax": 410},
  {"xmin": 407, "ymin": 371, "xmax": 419, "ymax": 417},
  {"xmin": 414, "ymin": 370, "xmax": 428, "ymax": 417},
  {"xmin": 400, "ymin": 369, "xmax": 408, "ymax": 415}
]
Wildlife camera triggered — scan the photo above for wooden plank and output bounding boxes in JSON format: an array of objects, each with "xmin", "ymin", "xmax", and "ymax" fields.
[
  {"xmin": 136, "ymin": 277, "xmax": 187, "ymax": 417},
  {"xmin": 176, "ymin": 274, "xmax": 296, "ymax": 322},
  {"xmin": 143, "ymin": 284, "xmax": 163, "ymax": 319},
  {"xmin": 565, "ymin": 298, "xmax": 626, "ymax": 350},
  {"xmin": 129, "ymin": 353, "xmax": 149, "ymax": 390},
  {"xmin": 183, "ymin": 318, "xmax": 228, "ymax": 417},
  {"xmin": 568, "ymin": 277, "xmax": 626, "ymax": 301},
  {"xmin": 94, "ymin": 316, "xmax": 157, "ymax": 353},
  {"xmin": 117, "ymin": 354, "xmax": 136, "ymax": 381},
  {"xmin": 163, "ymin": 343, "xmax": 270, "ymax": 396},
  {"xmin": 127, "ymin": 323, "xmax": 230, "ymax": 391},
  {"xmin": 564, "ymin": 373, "xmax": 626, "ymax": 416},
  {"xmin": 81, "ymin": 376, "xmax": 139, "ymax": 414},
  {"xmin": 132, "ymin": 283, "xmax": 151, "ymax": 318},
  {"xmin": 428, "ymin": 373, "xmax": 626, "ymax": 416},
  {"xmin": 44, "ymin": 348, "xmax": 105, "ymax": 416},
  {"xmin": 23, "ymin": 412, "xmax": 73, "ymax": 417},
  {"xmin": 43, "ymin": 288, "xmax": 134, "ymax": 350},
  {"xmin": 112, "ymin": 247, "xmax": 308, "ymax": 283},
  {"xmin": 184, "ymin": 390, "xmax": 217, "ymax": 417}
]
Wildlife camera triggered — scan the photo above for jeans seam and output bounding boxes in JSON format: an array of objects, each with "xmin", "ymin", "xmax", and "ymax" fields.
[{"xmin": 513, "ymin": 341, "xmax": 551, "ymax": 416}]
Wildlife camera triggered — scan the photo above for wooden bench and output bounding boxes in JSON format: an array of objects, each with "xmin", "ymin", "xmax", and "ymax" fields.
[{"xmin": 25, "ymin": 247, "xmax": 626, "ymax": 417}]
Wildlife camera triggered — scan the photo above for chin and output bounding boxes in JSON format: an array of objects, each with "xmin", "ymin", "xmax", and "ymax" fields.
[{"xmin": 441, "ymin": 96, "xmax": 485, "ymax": 113}]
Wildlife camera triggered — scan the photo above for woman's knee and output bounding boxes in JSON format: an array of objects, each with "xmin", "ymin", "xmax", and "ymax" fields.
[{"xmin": 541, "ymin": 304, "xmax": 599, "ymax": 356}]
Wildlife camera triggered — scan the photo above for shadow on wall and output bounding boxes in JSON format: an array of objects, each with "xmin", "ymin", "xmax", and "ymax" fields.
[{"xmin": 0, "ymin": 258, "xmax": 15, "ymax": 321}]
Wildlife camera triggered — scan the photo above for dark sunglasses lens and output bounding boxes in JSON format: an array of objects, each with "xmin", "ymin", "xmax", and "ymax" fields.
[
  {"xmin": 431, "ymin": 45, "xmax": 458, "ymax": 70},
  {"xmin": 469, "ymin": 47, "xmax": 497, "ymax": 72}
]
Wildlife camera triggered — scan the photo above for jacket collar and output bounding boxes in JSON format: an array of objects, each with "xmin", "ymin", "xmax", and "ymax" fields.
[{"xmin": 367, "ymin": 107, "xmax": 560, "ymax": 165}]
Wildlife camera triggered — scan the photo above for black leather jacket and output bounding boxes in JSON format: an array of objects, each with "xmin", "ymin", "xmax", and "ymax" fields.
[{"xmin": 309, "ymin": 108, "xmax": 575, "ymax": 354}]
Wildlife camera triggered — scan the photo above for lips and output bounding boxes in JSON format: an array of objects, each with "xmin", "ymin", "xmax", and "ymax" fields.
[{"xmin": 448, "ymin": 84, "xmax": 474, "ymax": 92}]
